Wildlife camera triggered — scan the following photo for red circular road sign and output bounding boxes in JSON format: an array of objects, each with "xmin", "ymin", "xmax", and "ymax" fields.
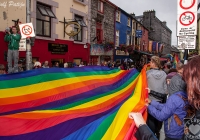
[
  {"xmin": 22, "ymin": 25, "xmax": 32, "ymax": 36},
  {"xmin": 179, "ymin": 11, "xmax": 195, "ymax": 26},
  {"xmin": 179, "ymin": 0, "xmax": 196, "ymax": 10}
]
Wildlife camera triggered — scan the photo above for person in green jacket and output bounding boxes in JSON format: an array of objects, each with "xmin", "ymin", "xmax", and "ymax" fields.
[{"xmin": 4, "ymin": 26, "xmax": 21, "ymax": 73}]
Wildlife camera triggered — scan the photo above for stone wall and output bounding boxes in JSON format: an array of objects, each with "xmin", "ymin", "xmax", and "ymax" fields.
[
  {"xmin": 90, "ymin": 0, "xmax": 115, "ymax": 43},
  {"xmin": 142, "ymin": 11, "xmax": 172, "ymax": 46}
]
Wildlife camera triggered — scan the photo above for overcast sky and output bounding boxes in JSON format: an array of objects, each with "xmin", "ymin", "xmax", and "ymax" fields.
[{"xmin": 110, "ymin": 0, "xmax": 200, "ymax": 45}]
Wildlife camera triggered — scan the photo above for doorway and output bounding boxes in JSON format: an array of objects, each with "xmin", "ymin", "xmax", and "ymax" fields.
[
  {"xmin": 90, "ymin": 56, "xmax": 98, "ymax": 65},
  {"xmin": 51, "ymin": 59, "xmax": 64, "ymax": 67}
]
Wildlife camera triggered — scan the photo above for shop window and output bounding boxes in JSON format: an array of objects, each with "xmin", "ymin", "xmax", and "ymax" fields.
[
  {"xmin": 126, "ymin": 34, "xmax": 130, "ymax": 46},
  {"xmin": 96, "ymin": 23, "xmax": 103, "ymax": 43},
  {"xmin": 116, "ymin": 11, "xmax": 120, "ymax": 22},
  {"xmin": 74, "ymin": 15, "xmax": 83, "ymax": 42},
  {"xmin": 36, "ymin": 3, "xmax": 56, "ymax": 37},
  {"xmin": 116, "ymin": 30, "xmax": 119, "ymax": 46},
  {"xmin": 127, "ymin": 18, "xmax": 131, "ymax": 26},
  {"xmin": 73, "ymin": 58, "xmax": 82, "ymax": 65},
  {"xmin": 98, "ymin": 0, "xmax": 104, "ymax": 13}
]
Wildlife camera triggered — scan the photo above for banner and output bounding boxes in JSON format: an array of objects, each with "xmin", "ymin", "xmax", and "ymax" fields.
[
  {"xmin": 0, "ymin": 66, "xmax": 148, "ymax": 140},
  {"xmin": 152, "ymin": 41, "xmax": 157, "ymax": 52},
  {"xmin": 148, "ymin": 41, "xmax": 152, "ymax": 52}
]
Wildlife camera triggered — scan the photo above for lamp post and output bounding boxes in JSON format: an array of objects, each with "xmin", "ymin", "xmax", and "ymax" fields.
[{"xmin": 26, "ymin": 0, "xmax": 32, "ymax": 70}]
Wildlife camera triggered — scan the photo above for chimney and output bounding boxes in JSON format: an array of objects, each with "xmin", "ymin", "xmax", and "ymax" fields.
[
  {"xmin": 130, "ymin": 13, "xmax": 135, "ymax": 17},
  {"xmin": 162, "ymin": 21, "xmax": 167, "ymax": 26}
]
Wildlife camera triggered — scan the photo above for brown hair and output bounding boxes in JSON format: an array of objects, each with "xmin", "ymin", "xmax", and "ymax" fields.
[
  {"xmin": 183, "ymin": 56, "xmax": 200, "ymax": 109},
  {"xmin": 151, "ymin": 56, "xmax": 161, "ymax": 69},
  {"xmin": 176, "ymin": 62, "xmax": 184, "ymax": 70}
]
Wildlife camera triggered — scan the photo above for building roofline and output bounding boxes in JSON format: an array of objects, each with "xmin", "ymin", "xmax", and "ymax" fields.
[{"xmin": 105, "ymin": 0, "xmax": 118, "ymax": 9}]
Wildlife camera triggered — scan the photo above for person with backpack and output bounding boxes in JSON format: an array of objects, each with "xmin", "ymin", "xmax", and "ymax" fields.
[{"xmin": 145, "ymin": 90, "xmax": 188, "ymax": 140}]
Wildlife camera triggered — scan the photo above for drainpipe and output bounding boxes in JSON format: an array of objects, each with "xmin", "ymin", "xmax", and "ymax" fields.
[
  {"xmin": 113, "ymin": 7, "xmax": 117, "ymax": 62},
  {"xmin": 26, "ymin": 0, "xmax": 32, "ymax": 70}
]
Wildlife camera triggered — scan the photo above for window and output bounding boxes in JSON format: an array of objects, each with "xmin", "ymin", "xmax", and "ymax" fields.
[
  {"xmin": 36, "ymin": 3, "xmax": 56, "ymax": 37},
  {"xmin": 116, "ymin": 30, "xmax": 119, "ymax": 46},
  {"xmin": 74, "ymin": 15, "xmax": 83, "ymax": 42},
  {"xmin": 98, "ymin": 0, "xmax": 104, "ymax": 13},
  {"xmin": 116, "ymin": 11, "xmax": 120, "ymax": 22},
  {"xmin": 132, "ymin": 21, "xmax": 136, "ymax": 30},
  {"xmin": 127, "ymin": 18, "xmax": 131, "ymax": 26},
  {"xmin": 126, "ymin": 34, "xmax": 130, "ymax": 46},
  {"xmin": 96, "ymin": 23, "xmax": 103, "ymax": 43}
]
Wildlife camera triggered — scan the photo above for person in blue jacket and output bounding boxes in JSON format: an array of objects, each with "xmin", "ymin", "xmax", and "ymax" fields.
[{"xmin": 145, "ymin": 91, "xmax": 188, "ymax": 140}]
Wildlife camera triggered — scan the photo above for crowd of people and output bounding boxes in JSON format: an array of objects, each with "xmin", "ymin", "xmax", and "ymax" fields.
[{"xmin": 129, "ymin": 55, "xmax": 200, "ymax": 140}]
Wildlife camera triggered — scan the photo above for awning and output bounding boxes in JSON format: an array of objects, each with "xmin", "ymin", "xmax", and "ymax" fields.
[
  {"xmin": 37, "ymin": 6, "xmax": 56, "ymax": 18},
  {"xmin": 134, "ymin": 50, "xmax": 153, "ymax": 56}
]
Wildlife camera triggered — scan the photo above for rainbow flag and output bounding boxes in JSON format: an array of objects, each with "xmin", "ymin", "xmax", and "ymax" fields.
[
  {"xmin": 173, "ymin": 54, "xmax": 180, "ymax": 68},
  {"xmin": 0, "ymin": 66, "xmax": 148, "ymax": 140}
]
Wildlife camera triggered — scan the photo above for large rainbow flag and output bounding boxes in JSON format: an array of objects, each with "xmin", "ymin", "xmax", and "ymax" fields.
[{"xmin": 0, "ymin": 66, "xmax": 148, "ymax": 140}]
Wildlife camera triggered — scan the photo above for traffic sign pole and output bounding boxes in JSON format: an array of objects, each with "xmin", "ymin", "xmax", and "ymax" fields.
[{"xmin": 26, "ymin": 0, "xmax": 32, "ymax": 70}]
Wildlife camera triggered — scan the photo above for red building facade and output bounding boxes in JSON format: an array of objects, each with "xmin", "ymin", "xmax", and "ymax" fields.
[{"xmin": 0, "ymin": 32, "xmax": 90, "ymax": 67}]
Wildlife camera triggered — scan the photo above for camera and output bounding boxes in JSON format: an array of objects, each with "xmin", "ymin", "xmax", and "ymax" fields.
[
  {"xmin": 5, "ymin": 27, "xmax": 10, "ymax": 33},
  {"xmin": 5, "ymin": 27, "xmax": 13, "ymax": 34}
]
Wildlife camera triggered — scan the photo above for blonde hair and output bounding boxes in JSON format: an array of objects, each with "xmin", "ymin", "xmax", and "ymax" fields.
[{"xmin": 151, "ymin": 56, "xmax": 161, "ymax": 69}]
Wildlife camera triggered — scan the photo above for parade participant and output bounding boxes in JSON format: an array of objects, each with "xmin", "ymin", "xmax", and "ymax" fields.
[
  {"xmin": 18, "ymin": 61, "xmax": 24, "ymax": 72},
  {"xmin": 64, "ymin": 62, "xmax": 68, "ymax": 68},
  {"xmin": 34, "ymin": 61, "xmax": 41, "ymax": 69},
  {"xmin": 146, "ymin": 56, "xmax": 167, "ymax": 137},
  {"xmin": 79, "ymin": 62, "xmax": 85, "ymax": 67},
  {"xmin": 0, "ymin": 64, "xmax": 6, "ymax": 75},
  {"xmin": 129, "ymin": 112, "xmax": 158, "ymax": 140},
  {"xmin": 42, "ymin": 61, "xmax": 50, "ymax": 68},
  {"xmin": 168, "ymin": 62, "xmax": 186, "ymax": 96},
  {"xmin": 4, "ymin": 26, "xmax": 21, "ymax": 73},
  {"xmin": 182, "ymin": 56, "xmax": 200, "ymax": 139},
  {"xmin": 145, "ymin": 90, "xmax": 188, "ymax": 140}
]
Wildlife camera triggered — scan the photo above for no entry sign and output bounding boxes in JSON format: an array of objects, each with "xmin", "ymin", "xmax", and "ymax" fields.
[
  {"xmin": 177, "ymin": 0, "xmax": 197, "ymax": 36},
  {"xmin": 19, "ymin": 23, "xmax": 35, "ymax": 39}
]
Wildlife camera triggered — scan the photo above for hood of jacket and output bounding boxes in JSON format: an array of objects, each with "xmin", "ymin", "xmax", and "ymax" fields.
[{"xmin": 148, "ymin": 69, "xmax": 166, "ymax": 80}]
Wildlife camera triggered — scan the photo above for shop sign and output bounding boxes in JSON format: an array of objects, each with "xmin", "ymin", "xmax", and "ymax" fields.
[
  {"xmin": 90, "ymin": 44, "xmax": 104, "ymax": 55},
  {"xmin": 177, "ymin": 35, "xmax": 196, "ymax": 49},
  {"xmin": 48, "ymin": 43, "xmax": 68, "ymax": 54},
  {"xmin": 136, "ymin": 30, "xmax": 142, "ymax": 38},
  {"xmin": 19, "ymin": 38, "xmax": 26, "ymax": 51}
]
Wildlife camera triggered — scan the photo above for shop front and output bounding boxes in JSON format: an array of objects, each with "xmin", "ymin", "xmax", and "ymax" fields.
[
  {"xmin": 0, "ymin": 32, "xmax": 90, "ymax": 68},
  {"xmin": 90, "ymin": 44, "xmax": 113, "ymax": 65},
  {"xmin": 114, "ymin": 49, "xmax": 129, "ymax": 63}
]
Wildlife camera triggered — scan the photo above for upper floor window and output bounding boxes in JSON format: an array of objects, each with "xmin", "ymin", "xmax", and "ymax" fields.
[
  {"xmin": 116, "ymin": 11, "xmax": 120, "ymax": 22},
  {"xmin": 126, "ymin": 34, "xmax": 130, "ymax": 46},
  {"xmin": 74, "ymin": 15, "xmax": 83, "ymax": 42},
  {"xmin": 132, "ymin": 21, "xmax": 136, "ymax": 30},
  {"xmin": 127, "ymin": 18, "xmax": 131, "ymax": 26},
  {"xmin": 116, "ymin": 30, "xmax": 119, "ymax": 46},
  {"xmin": 98, "ymin": 0, "xmax": 104, "ymax": 13},
  {"xmin": 96, "ymin": 23, "xmax": 103, "ymax": 43},
  {"xmin": 36, "ymin": 3, "xmax": 56, "ymax": 37}
]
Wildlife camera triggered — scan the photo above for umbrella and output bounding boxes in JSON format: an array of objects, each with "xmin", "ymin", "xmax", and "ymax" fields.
[{"xmin": 124, "ymin": 58, "xmax": 133, "ymax": 63}]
